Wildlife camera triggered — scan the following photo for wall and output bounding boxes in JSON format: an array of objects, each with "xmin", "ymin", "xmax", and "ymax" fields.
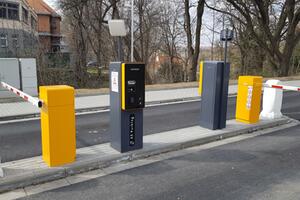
[
  {"xmin": 0, "ymin": 28, "xmax": 38, "ymax": 58},
  {"xmin": 50, "ymin": 17, "xmax": 61, "ymax": 35},
  {"xmin": 38, "ymin": 15, "xmax": 50, "ymax": 33}
]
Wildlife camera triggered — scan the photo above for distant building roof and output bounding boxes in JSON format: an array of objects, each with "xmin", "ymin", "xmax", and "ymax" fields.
[{"xmin": 27, "ymin": 0, "xmax": 60, "ymax": 18}]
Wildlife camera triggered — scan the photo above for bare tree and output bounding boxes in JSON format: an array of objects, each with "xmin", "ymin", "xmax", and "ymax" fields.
[
  {"xmin": 111, "ymin": 0, "xmax": 162, "ymax": 83},
  {"xmin": 203, "ymin": 0, "xmax": 222, "ymax": 60},
  {"xmin": 207, "ymin": 0, "xmax": 300, "ymax": 76},
  {"xmin": 82, "ymin": 0, "xmax": 118, "ymax": 67},
  {"xmin": 231, "ymin": 18, "xmax": 266, "ymax": 75},
  {"xmin": 60, "ymin": 0, "xmax": 89, "ymax": 87},
  {"xmin": 184, "ymin": 0, "xmax": 205, "ymax": 81},
  {"xmin": 158, "ymin": 1, "xmax": 185, "ymax": 82}
]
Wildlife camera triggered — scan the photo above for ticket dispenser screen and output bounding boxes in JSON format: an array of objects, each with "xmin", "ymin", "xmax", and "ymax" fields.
[{"xmin": 122, "ymin": 63, "xmax": 145, "ymax": 110}]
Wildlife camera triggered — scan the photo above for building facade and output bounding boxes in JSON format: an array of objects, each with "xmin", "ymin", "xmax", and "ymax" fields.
[
  {"xmin": 27, "ymin": 0, "xmax": 63, "ymax": 53},
  {"xmin": 0, "ymin": 0, "xmax": 38, "ymax": 57}
]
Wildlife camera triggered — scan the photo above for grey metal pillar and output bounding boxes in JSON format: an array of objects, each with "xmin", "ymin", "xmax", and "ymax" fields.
[{"xmin": 199, "ymin": 61, "xmax": 230, "ymax": 130}]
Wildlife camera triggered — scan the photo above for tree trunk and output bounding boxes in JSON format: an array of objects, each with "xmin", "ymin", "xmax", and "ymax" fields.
[
  {"xmin": 278, "ymin": 56, "xmax": 292, "ymax": 76},
  {"xmin": 184, "ymin": 0, "xmax": 205, "ymax": 81},
  {"xmin": 169, "ymin": 57, "xmax": 174, "ymax": 83}
]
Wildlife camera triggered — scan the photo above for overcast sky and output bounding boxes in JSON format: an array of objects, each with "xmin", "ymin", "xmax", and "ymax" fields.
[{"xmin": 44, "ymin": 0, "xmax": 58, "ymax": 9}]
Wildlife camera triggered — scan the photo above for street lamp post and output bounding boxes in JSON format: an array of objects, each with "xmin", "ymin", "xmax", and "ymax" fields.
[
  {"xmin": 131, "ymin": 0, "xmax": 134, "ymax": 62},
  {"xmin": 220, "ymin": 28, "xmax": 234, "ymax": 66}
]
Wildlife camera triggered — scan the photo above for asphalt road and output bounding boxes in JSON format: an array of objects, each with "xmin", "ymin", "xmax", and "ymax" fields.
[
  {"xmin": 21, "ymin": 123, "xmax": 300, "ymax": 200},
  {"xmin": 0, "ymin": 92, "xmax": 300, "ymax": 162}
]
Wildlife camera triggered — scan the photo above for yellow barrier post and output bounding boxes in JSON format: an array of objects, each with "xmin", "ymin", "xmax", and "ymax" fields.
[
  {"xmin": 236, "ymin": 76, "xmax": 263, "ymax": 124},
  {"xmin": 39, "ymin": 86, "xmax": 76, "ymax": 167},
  {"xmin": 198, "ymin": 61, "xmax": 204, "ymax": 95}
]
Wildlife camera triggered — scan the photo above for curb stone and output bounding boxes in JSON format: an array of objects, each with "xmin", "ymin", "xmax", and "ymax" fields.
[{"xmin": 0, "ymin": 117, "xmax": 297, "ymax": 193}]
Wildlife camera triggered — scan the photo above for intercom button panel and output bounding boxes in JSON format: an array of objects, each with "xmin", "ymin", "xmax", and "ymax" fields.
[{"xmin": 122, "ymin": 63, "xmax": 145, "ymax": 110}]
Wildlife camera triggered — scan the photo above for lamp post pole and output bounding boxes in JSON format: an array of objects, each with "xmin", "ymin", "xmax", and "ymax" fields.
[
  {"xmin": 220, "ymin": 28, "xmax": 233, "ymax": 67},
  {"xmin": 224, "ymin": 28, "xmax": 229, "ymax": 66},
  {"xmin": 108, "ymin": 20, "xmax": 127, "ymax": 62},
  {"xmin": 131, "ymin": 0, "xmax": 134, "ymax": 62},
  {"xmin": 118, "ymin": 37, "xmax": 124, "ymax": 62}
]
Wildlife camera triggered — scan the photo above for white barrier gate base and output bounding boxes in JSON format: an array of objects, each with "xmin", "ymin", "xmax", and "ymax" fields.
[
  {"xmin": 260, "ymin": 80, "xmax": 284, "ymax": 120},
  {"xmin": 260, "ymin": 80, "xmax": 283, "ymax": 120}
]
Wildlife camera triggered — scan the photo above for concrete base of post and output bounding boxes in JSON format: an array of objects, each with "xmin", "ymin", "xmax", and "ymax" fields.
[{"xmin": 260, "ymin": 80, "xmax": 283, "ymax": 120}]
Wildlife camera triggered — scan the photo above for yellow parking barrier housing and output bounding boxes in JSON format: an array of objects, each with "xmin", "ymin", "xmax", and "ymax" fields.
[
  {"xmin": 236, "ymin": 76, "xmax": 263, "ymax": 124},
  {"xmin": 39, "ymin": 86, "xmax": 76, "ymax": 167}
]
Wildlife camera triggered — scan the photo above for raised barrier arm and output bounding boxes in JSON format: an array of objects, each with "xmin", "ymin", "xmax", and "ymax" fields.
[
  {"xmin": 1, "ymin": 81, "xmax": 43, "ymax": 108},
  {"xmin": 263, "ymin": 83, "xmax": 300, "ymax": 92}
]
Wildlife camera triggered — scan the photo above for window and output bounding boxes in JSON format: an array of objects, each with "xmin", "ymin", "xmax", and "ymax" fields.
[
  {"xmin": 0, "ymin": 34, "xmax": 8, "ymax": 48},
  {"xmin": 22, "ymin": 7, "xmax": 28, "ymax": 24},
  {"xmin": 7, "ymin": 3, "xmax": 18, "ymax": 20},
  {"xmin": 31, "ymin": 16, "xmax": 37, "ymax": 30},
  {"xmin": 12, "ymin": 34, "xmax": 18, "ymax": 48},
  {"xmin": 52, "ymin": 45, "xmax": 60, "ymax": 53},
  {"xmin": 0, "ymin": 2, "xmax": 19, "ymax": 20},
  {"xmin": 51, "ymin": 19, "xmax": 57, "ymax": 31},
  {"xmin": 0, "ymin": 3, "xmax": 7, "ymax": 19}
]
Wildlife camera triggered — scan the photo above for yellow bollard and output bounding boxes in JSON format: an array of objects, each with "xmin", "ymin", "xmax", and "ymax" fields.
[
  {"xmin": 198, "ymin": 61, "xmax": 204, "ymax": 95},
  {"xmin": 236, "ymin": 76, "xmax": 263, "ymax": 124},
  {"xmin": 39, "ymin": 85, "xmax": 76, "ymax": 167}
]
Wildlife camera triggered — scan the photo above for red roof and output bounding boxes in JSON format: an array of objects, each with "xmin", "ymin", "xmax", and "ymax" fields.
[{"xmin": 27, "ymin": 0, "xmax": 60, "ymax": 17}]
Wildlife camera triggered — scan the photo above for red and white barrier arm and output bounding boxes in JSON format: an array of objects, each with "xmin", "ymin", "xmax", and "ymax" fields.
[
  {"xmin": 263, "ymin": 84, "xmax": 300, "ymax": 92},
  {"xmin": 1, "ymin": 82, "xmax": 43, "ymax": 108}
]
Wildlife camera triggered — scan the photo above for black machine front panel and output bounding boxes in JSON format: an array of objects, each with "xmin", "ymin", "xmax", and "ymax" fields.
[{"xmin": 124, "ymin": 63, "xmax": 145, "ymax": 110}]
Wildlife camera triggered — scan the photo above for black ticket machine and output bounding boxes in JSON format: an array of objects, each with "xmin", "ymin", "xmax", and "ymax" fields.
[{"xmin": 109, "ymin": 62, "xmax": 145, "ymax": 153}]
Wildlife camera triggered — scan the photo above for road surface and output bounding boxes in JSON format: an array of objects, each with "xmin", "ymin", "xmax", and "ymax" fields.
[
  {"xmin": 0, "ymin": 92, "xmax": 300, "ymax": 162},
  {"xmin": 21, "ymin": 123, "xmax": 300, "ymax": 200}
]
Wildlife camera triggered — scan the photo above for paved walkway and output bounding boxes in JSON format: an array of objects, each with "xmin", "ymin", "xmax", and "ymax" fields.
[
  {"xmin": 0, "ymin": 80, "xmax": 299, "ymax": 119},
  {"xmin": 0, "ymin": 117, "xmax": 296, "ymax": 194}
]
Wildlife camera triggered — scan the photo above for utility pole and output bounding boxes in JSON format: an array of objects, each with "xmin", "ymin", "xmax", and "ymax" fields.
[
  {"xmin": 220, "ymin": 28, "xmax": 234, "ymax": 67},
  {"xmin": 131, "ymin": 0, "xmax": 134, "ymax": 62}
]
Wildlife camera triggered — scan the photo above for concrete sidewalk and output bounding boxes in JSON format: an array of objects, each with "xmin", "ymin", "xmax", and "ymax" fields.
[
  {"xmin": 0, "ymin": 80, "xmax": 299, "ymax": 120},
  {"xmin": 0, "ymin": 116, "xmax": 298, "ymax": 193},
  {"xmin": 0, "ymin": 85, "xmax": 237, "ymax": 120}
]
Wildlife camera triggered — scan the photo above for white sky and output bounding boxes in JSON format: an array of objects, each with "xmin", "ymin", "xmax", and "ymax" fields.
[
  {"xmin": 44, "ymin": 0, "xmax": 58, "ymax": 9},
  {"xmin": 43, "ymin": 0, "xmax": 215, "ymax": 46}
]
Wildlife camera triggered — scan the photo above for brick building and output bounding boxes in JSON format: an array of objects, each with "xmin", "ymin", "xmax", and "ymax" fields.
[{"xmin": 27, "ymin": 0, "xmax": 62, "ymax": 53}]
